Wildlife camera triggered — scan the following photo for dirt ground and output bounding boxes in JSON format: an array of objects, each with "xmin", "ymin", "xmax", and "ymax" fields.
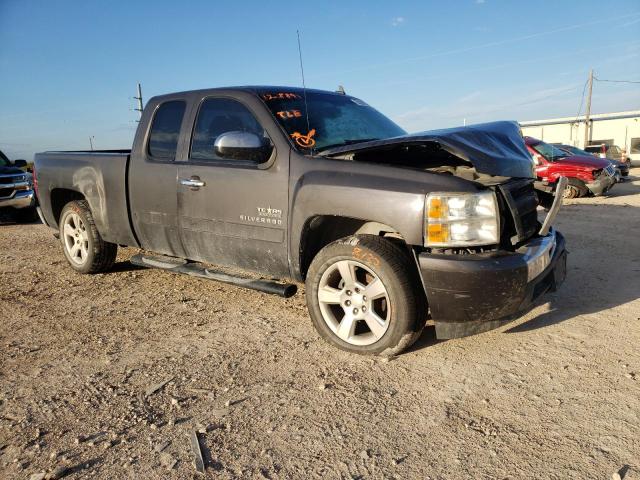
[{"xmin": 1, "ymin": 170, "xmax": 639, "ymax": 480}]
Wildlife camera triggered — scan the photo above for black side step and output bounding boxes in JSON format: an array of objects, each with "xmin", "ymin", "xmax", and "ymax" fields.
[{"xmin": 129, "ymin": 254, "xmax": 297, "ymax": 298}]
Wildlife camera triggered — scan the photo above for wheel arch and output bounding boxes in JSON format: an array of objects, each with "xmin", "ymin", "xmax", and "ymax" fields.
[
  {"xmin": 50, "ymin": 188, "xmax": 86, "ymax": 226},
  {"xmin": 297, "ymin": 215, "xmax": 411, "ymax": 281}
]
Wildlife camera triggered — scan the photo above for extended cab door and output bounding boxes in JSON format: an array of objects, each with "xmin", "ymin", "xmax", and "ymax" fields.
[
  {"xmin": 128, "ymin": 99, "xmax": 189, "ymax": 258},
  {"xmin": 175, "ymin": 93, "xmax": 290, "ymax": 277}
]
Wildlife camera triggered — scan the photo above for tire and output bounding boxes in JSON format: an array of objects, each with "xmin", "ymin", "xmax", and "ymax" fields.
[
  {"xmin": 59, "ymin": 200, "xmax": 117, "ymax": 274},
  {"xmin": 562, "ymin": 179, "xmax": 587, "ymax": 199},
  {"xmin": 305, "ymin": 234, "xmax": 427, "ymax": 356}
]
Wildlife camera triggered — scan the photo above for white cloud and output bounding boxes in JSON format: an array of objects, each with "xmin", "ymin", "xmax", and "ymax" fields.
[{"xmin": 391, "ymin": 16, "xmax": 405, "ymax": 27}]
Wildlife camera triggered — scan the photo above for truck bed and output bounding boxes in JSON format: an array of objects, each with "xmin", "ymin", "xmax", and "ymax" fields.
[{"xmin": 35, "ymin": 150, "xmax": 139, "ymax": 247}]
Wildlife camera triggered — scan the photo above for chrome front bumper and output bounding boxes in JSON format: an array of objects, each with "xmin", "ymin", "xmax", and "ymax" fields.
[
  {"xmin": 0, "ymin": 189, "xmax": 35, "ymax": 209},
  {"xmin": 586, "ymin": 174, "xmax": 614, "ymax": 196}
]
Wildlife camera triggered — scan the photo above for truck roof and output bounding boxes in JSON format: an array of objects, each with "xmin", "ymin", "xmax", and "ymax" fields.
[{"xmin": 149, "ymin": 86, "xmax": 347, "ymax": 103}]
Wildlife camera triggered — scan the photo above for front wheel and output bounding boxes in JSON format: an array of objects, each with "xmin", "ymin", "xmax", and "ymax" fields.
[
  {"xmin": 59, "ymin": 200, "xmax": 117, "ymax": 273},
  {"xmin": 305, "ymin": 235, "xmax": 426, "ymax": 356},
  {"xmin": 562, "ymin": 179, "xmax": 587, "ymax": 199}
]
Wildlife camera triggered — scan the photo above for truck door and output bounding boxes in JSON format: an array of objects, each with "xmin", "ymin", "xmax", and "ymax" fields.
[
  {"xmin": 128, "ymin": 99, "xmax": 189, "ymax": 258},
  {"xmin": 176, "ymin": 96, "xmax": 290, "ymax": 277}
]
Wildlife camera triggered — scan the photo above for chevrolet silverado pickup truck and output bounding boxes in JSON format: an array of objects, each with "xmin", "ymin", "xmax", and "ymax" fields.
[
  {"xmin": 34, "ymin": 87, "xmax": 567, "ymax": 355},
  {"xmin": 0, "ymin": 149, "xmax": 37, "ymax": 222}
]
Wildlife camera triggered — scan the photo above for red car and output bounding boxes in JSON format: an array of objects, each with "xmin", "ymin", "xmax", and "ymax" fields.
[{"xmin": 524, "ymin": 137, "xmax": 615, "ymax": 198}]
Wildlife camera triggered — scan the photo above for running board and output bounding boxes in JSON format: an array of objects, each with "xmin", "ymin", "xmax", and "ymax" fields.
[{"xmin": 129, "ymin": 254, "xmax": 297, "ymax": 298}]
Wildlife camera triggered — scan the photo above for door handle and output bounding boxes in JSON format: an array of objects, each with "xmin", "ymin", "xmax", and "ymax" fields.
[{"xmin": 180, "ymin": 177, "xmax": 206, "ymax": 189}]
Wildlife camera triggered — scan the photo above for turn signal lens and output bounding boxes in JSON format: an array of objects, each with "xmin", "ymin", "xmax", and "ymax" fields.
[
  {"xmin": 427, "ymin": 198, "xmax": 444, "ymax": 219},
  {"xmin": 427, "ymin": 223, "xmax": 448, "ymax": 244}
]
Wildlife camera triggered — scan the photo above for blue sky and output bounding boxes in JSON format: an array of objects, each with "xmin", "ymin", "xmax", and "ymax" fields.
[{"xmin": 1, "ymin": 0, "xmax": 639, "ymax": 160}]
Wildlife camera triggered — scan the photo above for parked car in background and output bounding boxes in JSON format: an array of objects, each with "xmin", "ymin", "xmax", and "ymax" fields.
[
  {"xmin": 0, "ymin": 149, "xmax": 38, "ymax": 222},
  {"xmin": 585, "ymin": 143, "xmax": 631, "ymax": 163},
  {"xmin": 557, "ymin": 144, "xmax": 629, "ymax": 181},
  {"xmin": 524, "ymin": 137, "xmax": 615, "ymax": 199}
]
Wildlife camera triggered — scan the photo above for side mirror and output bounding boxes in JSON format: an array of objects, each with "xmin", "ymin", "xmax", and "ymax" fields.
[
  {"xmin": 214, "ymin": 131, "xmax": 272, "ymax": 163},
  {"xmin": 13, "ymin": 159, "xmax": 28, "ymax": 168}
]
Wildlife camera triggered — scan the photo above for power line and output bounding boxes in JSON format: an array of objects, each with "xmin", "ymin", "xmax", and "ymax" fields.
[
  {"xmin": 594, "ymin": 77, "xmax": 640, "ymax": 84},
  {"xmin": 573, "ymin": 78, "xmax": 589, "ymax": 124}
]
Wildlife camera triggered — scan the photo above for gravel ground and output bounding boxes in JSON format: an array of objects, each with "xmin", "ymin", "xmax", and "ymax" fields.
[{"xmin": 1, "ymin": 169, "xmax": 639, "ymax": 479}]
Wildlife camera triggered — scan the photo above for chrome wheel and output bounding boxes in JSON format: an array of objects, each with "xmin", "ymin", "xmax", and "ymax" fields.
[
  {"xmin": 562, "ymin": 186, "xmax": 576, "ymax": 199},
  {"xmin": 317, "ymin": 260, "xmax": 390, "ymax": 346},
  {"xmin": 63, "ymin": 212, "xmax": 89, "ymax": 265}
]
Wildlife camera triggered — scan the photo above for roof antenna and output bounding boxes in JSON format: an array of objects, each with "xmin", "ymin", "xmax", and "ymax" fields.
[
  {"xmin": 336, "ymin": 85, "xmax": 346, "ymax": 95},
  {"xmin": 296, "ymin": 29, "xmax": 313, "ymax": 154}
]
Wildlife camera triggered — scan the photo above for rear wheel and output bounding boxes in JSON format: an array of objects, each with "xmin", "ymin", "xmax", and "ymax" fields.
[
  {"xmin": 59, "ymin": 200, "xmax": 117, "ymax": 273},
  {"xmin": 305, "ymin": 235, "xmax": 426, "ymax": 356},
  {"xmin": 562, "ymin": 179, "xmax": 587, "ymax": 199}
]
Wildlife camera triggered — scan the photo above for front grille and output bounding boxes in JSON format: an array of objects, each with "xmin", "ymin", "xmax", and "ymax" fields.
[
  {"xmin": 0, "ymin": 187, "xmax": 15, "ymax": 198},
  {"xmin": 604, "ymin": 164, "xmax": 615, "ymax": 177},
  {"xmin": 497, "ymin": 179, "xmax": 539, "ymax": 246},
  {"xmin": 0, "ymin": 176, "xmax": 17, "ymax": 185}
]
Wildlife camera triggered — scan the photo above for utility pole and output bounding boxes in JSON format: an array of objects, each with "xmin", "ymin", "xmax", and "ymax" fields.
[
  {"xmin": 583, "ymin": 69, "xmax": 593, "ymax": 148},
  {"xmin": 134, "ymin": 83, "xmax": 144, "ymax": 121}
]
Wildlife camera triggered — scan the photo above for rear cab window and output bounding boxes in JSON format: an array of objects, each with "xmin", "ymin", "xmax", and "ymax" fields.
[{"xmin": 148, "ymin": 100, "xmax": 187, "ymax": 160}]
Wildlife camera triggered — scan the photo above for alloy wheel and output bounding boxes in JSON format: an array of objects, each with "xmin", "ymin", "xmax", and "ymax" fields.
[
  {"xmin": 317, "ymin": 260, "xmax": 391, "ymax": 346},
  {"xmin": 63, "ymin": 213, "xmax": 89, "ymax": 265}
]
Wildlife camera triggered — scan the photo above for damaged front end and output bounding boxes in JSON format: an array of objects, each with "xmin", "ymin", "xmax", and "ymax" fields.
[{"xmin": 324, "ymin": 121, "xmax": 568, "ymax": 338}]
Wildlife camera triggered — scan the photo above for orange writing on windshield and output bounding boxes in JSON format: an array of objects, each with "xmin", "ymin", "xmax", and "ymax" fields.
[
  {"xmin": 262, "ymin": 92, "xmax": 301, "ymax": 101},
  {"xmin": 276, "ymin": 110, "xmax": 302, "ymax": 119},
  {"xmin": 290, "ymin": 129, "xmax": 316, "ymax": 148}
]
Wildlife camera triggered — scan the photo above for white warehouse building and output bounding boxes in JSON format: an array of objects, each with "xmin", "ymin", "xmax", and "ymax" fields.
[{"xmin": 519, "ymin": 110, "xmax": 640, "ymax": 164}]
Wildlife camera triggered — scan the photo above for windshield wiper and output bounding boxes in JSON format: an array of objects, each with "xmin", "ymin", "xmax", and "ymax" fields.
[{"xmin": 315, "ymin": 138, "xmax": 379, "ymax": 153}]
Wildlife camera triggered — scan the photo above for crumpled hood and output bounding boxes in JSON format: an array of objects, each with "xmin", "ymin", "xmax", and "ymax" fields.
[{"xmin": 322, "ymin": 120, "xmax": 535, "ymax": 179}]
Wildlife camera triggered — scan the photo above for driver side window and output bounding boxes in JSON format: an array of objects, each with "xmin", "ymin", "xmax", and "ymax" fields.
[{"xmin": 190, "ymin": 98, "xmax": 268, "ymax": 162}]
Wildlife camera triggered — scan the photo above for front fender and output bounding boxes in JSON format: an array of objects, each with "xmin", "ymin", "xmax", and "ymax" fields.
[{"xmin": 288, "ymin": 163, "xmax": 480, "ymax": 278}]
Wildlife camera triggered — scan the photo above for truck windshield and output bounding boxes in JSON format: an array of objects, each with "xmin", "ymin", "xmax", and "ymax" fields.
[
  {"xmin": 532, "ymin": 141, "xmax": 569, "ymax": 161},
  {"xmin": 259, "ymin": 90, "xmax": 406, "ymax": 152}
]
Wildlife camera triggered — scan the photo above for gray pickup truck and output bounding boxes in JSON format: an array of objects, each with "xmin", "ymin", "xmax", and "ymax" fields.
[
  {"xmin": 35, "ymin": 86, "xmax": 567, "ymax": 355},
  {"xmin": 0, "ymin": 149, "xmax": 37, "ymax": 222}
]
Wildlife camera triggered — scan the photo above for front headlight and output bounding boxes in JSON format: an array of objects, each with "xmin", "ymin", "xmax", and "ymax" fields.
[{"xmin": 425, "ymin": 191, "xmax": 499, "ymax": 247}]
